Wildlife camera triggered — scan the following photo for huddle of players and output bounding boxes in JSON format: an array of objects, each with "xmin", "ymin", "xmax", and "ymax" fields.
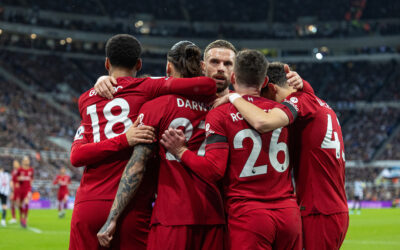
[{"xmin": 69, "ymin": 34, "xmax": 348, "ymax": 250}]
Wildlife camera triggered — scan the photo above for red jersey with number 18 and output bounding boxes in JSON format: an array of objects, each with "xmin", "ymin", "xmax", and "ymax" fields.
[
  {"xmin": 138, "ymin": 95, "xmax": 225, "ymax": 226},
  {"xmin": 72, "ymin": 76, "xmax": 216, "ymax": 205},
  {"xmin": 205, "ymin": 95, "xmax": 298, "ymax": 217},
  {"xmin": 282, "ymin": 90, "xmax": 348, "ymax": 216}
]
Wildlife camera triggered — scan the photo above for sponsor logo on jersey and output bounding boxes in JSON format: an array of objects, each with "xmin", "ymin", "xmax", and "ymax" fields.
[{"xmin": 89, "ymin": 90, "xmax": 97, "ymax": 97}]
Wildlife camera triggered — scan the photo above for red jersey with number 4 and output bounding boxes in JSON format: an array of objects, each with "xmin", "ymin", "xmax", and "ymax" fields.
[
  {"xmin": 71, "ymin": 76, "xmax": 215, "ymax": 206},
  {"xmin": 53, "ymin": 175, "xmax": 71, "ymax": 193},
  {"xmin": 17, "ymin": 167, "xmax": 34, "ymax": 191},
  {"xmin": 205, "ymin": 95, "xmax": 298, "ymax": 217},
  {"xmin": 138, "ymin": 95, "xmax": 225, "ymax": 226},
  {"xmin": 282, "ymin": 90, "xmax": 348, "ymax": 216}
]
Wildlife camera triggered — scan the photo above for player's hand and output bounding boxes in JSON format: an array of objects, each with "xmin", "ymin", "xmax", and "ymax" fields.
[
  {"xmin": 94, "ymin": 75, "xmax": 117, "ymax": 99},
  {"xmin": 160, "ymin": 128, "xmax": 187, "ymax": 159},
  {"xmin": 97, "ymin": 220, "xmax": 117, "ymax": 248},
  {"xmin": 285, "ymin": 64, "xmax": 303, "ymax": 89},
  {"xmin": 212, "ymin": 94, "xmax": 230, "ymax": 109},
  {"xmin": 126, "ymin": 117, "xmax": 155, "ymax": 146}
]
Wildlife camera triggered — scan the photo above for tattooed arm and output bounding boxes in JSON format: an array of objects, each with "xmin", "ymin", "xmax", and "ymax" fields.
[{"xmin": 97, "ymin": 143, "xmax": 155, "ymax": 247}]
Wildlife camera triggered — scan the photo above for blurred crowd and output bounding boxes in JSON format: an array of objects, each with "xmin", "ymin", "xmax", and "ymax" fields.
[
  {"xmin": 2, "ymin": 2, "xmax": 400, "ymax": 39},
  {"xmin": 2, "ymin": 0, "xmax": 400, "ymax": 22}
]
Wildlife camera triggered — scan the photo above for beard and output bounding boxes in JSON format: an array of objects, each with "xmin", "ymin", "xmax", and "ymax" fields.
[{"xmin": 213, "ymin": 74, "xmax": 230, "ymax": 93}]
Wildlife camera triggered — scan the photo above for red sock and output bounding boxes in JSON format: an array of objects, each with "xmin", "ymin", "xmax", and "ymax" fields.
[
  {"xmin": 19, "ymin": 206, "xmax": 24, "ymax": 219},
  {"xmin": 58, "ymin": 203, "xmax": 61, "ymax": 212},
  {"xmin": 24, "ymin": 204, "xmax": 29, "ymax": 219},
  {"xmin": 11, "ymin": 204, "xmax": 16, "ymax": 219}
]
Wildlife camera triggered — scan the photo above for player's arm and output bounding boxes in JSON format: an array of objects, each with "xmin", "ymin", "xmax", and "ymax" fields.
[
  {"xmin": 52, "ymin": 177, "xmax": 58, "ymax": 185},
  {"xmin": 228, "ymin": 94, "xmax": 295, "ymax": 134},
  {"xmin": 70, "ymin": 118, "xmax": 155, "ymax": 167},
  {"xmin": 161, "ymin": 128, "xmax": 228, "ymax": 183},
  {"xmin": 97, "ymin": 143, "xmax": 155, "ymax": 248},
  {"xmin": 150, "ymin": 76, "xmax": 217, "ymax": 99}
]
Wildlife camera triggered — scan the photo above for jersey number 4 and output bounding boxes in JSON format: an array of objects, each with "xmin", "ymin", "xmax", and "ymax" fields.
[
  {"xmin": 321, "ymin": 114, "xmax": 345, "ymax": 161},
  {"xmin": 234, "ymin": 128, "xmax": 289, "ymax": 178}
]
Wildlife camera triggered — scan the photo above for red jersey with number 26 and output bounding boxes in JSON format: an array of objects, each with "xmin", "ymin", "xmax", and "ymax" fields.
[
  {"xmin": 138, "ymin": 95, "xmax": 225, "ymax": 226},
  {"xmin": 205, "ymin": 95, "xmax": 298, "ymax": 217},
  {"xmin": 282, "ymin": 89, "xmax": 348, "ymax": 216}
]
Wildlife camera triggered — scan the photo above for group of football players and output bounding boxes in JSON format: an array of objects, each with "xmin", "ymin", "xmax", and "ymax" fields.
[{"xmin": 69, "ymin": 34, "xmax": 349, "ymax": 250}]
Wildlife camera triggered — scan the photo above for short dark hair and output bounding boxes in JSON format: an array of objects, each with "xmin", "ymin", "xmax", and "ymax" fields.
[
  {"xmin": 105, "ymin": 34, "xmax": 142, "ymax": 69},
  {"xmin": 204, "ymin": 40, "xmax": 237, "ymax": 60},
  {"xmin": 234, "ymin": 50, "xmax": 268, "ymax": 88},
  {"xmin": 167, "ymin": 41, "xmax": 202, "ymax": 78},
  {"xmin": 267, "ymin": 62, "xmax": 287, "ymax": 87}
]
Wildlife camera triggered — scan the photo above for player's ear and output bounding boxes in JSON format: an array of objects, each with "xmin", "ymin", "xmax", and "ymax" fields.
[
  {"xmin": 261, "ymin": 76, "xmax": 269, "ymax": 89},
  {"xmin": 268, "ymin": 83, "xmax": 277, "ymax": 94},
  {"xmin": 166, "ymin": 61, "xmax": 172, "ymax": 77},
  {"xmin": 200, "ymin": 60, "xmax": 206, "ymax": 75},
  {"xmin": 105, "ymin": 57, "xmax": 110, "ymax": 71},
  {"xmin": 135, "ymin": 58, "xmax": 142, "ymax": 72},
  {"xmin": 231, "ymin": 72, "xmax": 236, "ymax": 85}
]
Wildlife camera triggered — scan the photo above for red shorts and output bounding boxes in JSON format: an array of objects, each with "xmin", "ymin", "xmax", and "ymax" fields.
[
  {"xmin": 16, "ymin": 188, "xmax": 31, "ymax": 201},
  {"xmin": 302, "ymin": 212, "xmax": 349, "ymax": 250},
  {"xmin": 69, "ymin": 200, "xmax": 151, "ymax": 250},
  {"xmin": 228, "ymin": 207, "xmax": 302, "ymax": 250},
  {"xmin": 57, "ymin": 190, "xmax": 69, "ymax": 201},
  {"xmin": 147, "ymin": 224, "xmax": 224, "ymax": 250}
]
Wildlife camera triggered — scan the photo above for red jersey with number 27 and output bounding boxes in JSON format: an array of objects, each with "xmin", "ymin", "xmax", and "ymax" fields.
[
  {"xmin": 138, "ymin": 95, "xmax": 225, "ymax": 226},
  {"xmin": 282, "ymin": 87, "xmax": 348, "ymax": 216},
  {"xmin": 205, "ymin": 95, "xmax": 298, "ymax": 217}
]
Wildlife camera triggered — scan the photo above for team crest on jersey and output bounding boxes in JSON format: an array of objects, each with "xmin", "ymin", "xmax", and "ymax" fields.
[
  {"xmin": 74, "ymin": 126, "xmax": 84, "ymax": 141},
  {"xmin": 290, "ymin": 97, "xmax": 298, "ymax": 103}
]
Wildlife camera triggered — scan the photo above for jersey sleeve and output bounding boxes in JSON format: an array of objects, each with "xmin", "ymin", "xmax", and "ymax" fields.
[
  {"xmin": 274, "ymin": 102, "xmax": 297, "ymax": 124},
  {"xmin": 180, "ymin": 108, "xmax": 229, "ymax": 183},
  {"xmin": 144, "ymin": 77, "xmax": 216, "ymax": 102},
  {"xmin": 282, "ymin": 92, "xmax": 317, "ymax": 122},
  {"xmin": 70, "ymin": 123, "xmax": 130, "ymax": 167}
]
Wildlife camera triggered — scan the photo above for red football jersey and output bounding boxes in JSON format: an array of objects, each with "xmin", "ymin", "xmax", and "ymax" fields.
[
  {"xmin": 282, "ymin": 90, "xmax": 348, "ymax": 216},
  {"xmin": 205, "ymin": 95, "xmax": 298, "ymax": 217},
  {"xmin": 138, "ymin": 95, "xmax": 225, "ymax": 226},
  {"xmin": 17, "ymin": 167, "xmax": 34, "ymax": 191},
  {"xmin": 53, "ymin": 175, "xmax": 71, "ymax": 193},
  {"xmin": 71, "ymin": 76, "xmax": 215, "ymax": 207}
]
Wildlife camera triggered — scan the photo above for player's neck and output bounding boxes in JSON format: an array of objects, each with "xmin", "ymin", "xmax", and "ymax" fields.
[
  {"xmin": 216, "ymin": 87, "xmax": 230, "ymax": 97},
  {"xmin": 234, "ymin": 86, "xmax": 260, "ymax": 97},
  {"xmin": 110, "ymin": 68, "xmax": 136, "ymax": 79},
  {"xmin": 278, "ymin": 86, "xmax": 296, "ymax": 102}
]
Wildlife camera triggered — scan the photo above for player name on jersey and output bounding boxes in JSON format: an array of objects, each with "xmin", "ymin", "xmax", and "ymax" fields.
[{"xmin": 176, "ymin": 98, "xmax": 208, "ymax": 112}]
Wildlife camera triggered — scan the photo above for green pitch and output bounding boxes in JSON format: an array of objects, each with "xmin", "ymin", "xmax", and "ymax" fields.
[{"xmin": 0, "ymin": 208, "xmax": 399, "ymax": 249}]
